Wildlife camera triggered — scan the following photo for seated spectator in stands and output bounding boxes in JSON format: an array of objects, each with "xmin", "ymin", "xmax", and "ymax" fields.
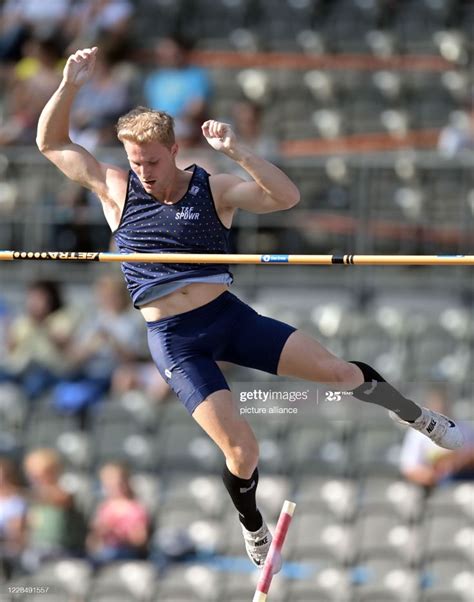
[
  {"xmin": 177, "ymin": 101, "xmax": 279, "ymax": 176},
  {"xmin": 399, "ymin": 386, "xmax": 474, "ymax": 488},
  {"xmin": 0, "ymin": 457, "xmax": 27, "ymax": 578},
  {"xmin": 438, "ymin": 108, "xmax": 474, "ymax": 157},
  {"xmin": 174, "ymin": 117, "xmax": 222, "ymax": 175},
  {"xmin": 0, "ymin": 36, "xmax": 64, "ymax": 145},
  {"xmin": 67, "ymin": 0, "xmax": 134, "ymax": 54},
  {"xmin": 70, "ymin": 45, "xmax": 133, "ymax": 151},
  {"xmin": 111, "ymin": 360, "xmax": 170, "ymax": 405},
  {"xmin": 71, "ymin": 274, "xmax": 146, "ymax": 380},
  {"xmin": 87, "ymin": 461, "xmax": 150, "ymax": 565},
  {"xmin": 216, "ymin": 99, "xmax": 281, "ymax": 180},
  {"xmin": 52, "ymin": 274, "xmax": 145, "ymax": 416},
  {"xmin": 231, "ymin": 100, "xmax": 279, "ymax": 162},
  {"xmin": 22, "ymin": 448, "xmax": 85, "ymax": 572},
  {"xmin": 143, "ymin": 34, "xmax": 212, "ymax": 135},
  {"xmin": 0, "ymin": 0, "xmax": 71, "ymax": 64},
  {"xmin": 0, "ymin": 280, "xmax": 80, "ymax": 399}
]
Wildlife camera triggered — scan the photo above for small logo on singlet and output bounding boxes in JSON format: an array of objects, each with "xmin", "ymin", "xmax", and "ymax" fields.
[
  {"xmin": 189, "ymin": 185, "xmax": 200, "ymax": 195},
  {"xmin": 175, "ymin": 206, "xmax": 200, "ymax": 220}
]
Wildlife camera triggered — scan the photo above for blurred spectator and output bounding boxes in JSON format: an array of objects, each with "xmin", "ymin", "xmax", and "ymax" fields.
[
  {"xmin": 0, "ymin": 0, "xmax": 70, "ymax": 64},
  {"xmin": 230, "ymin": 100, "xmax": 279, "ymax": 162},
  {"xmin": 175, "ymin": 119, "xmax": 222, "ymax": 175},
  {"xmin": 52, "ymin": 274, "xmax": 145, "ymax": 416},
  {"xmin": 22, "ymin": 448, "xmax": 85, "ymax": 572},
  {"xmin": 438, "ymin": 108, "xmax": 474, "ymax": 157},
  {"xmin": 216, "ymin": 99, "xmax": 281, "ymax": 180},
  {"xmin": 0, "ymin": 457, "xmax": 27, "ymax": 578},
  {"xmin": 70, "ymin": 45, "xmax": 133, "ymax": 152},
  {"xmin": 87, "ymin": 461, "xmax": 150, "ymax": 565},
  {"xmin": 0, "ymin": 280, "xmax": 80, "ymax": 399},
  {"xmin": 143, "ymin": 34, "xmax": 212, "ymax": 137},
  {"xmin": 0, "ymin": 36, "xmax": 64, "ymax": 145},
  {"xmin": 399, "ymin": 386, "xmax": 474, "ymax": 488},
  {"xmin": 50, "ymin": 181, "xmax": 108, "ymax": 252},
  {"xmin": 67, "ymin": 0, "xmax": 134, "ymax": 54},
  {"xmin": 71, "ymin": 274, "xmax": 146, "ymax": 378},
  {"xmin": 177, "ymin": 100, "xmax": 280, "ymax": 177}
]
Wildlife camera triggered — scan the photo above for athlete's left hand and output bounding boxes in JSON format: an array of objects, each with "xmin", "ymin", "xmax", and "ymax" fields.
[{"xmin": 201, "ymin": 120, "xmax": 237, "ymax": 154}]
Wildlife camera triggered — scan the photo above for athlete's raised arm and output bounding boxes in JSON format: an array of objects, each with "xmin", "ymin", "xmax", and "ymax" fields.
[
  {"xmin": 203, "ymin": 120, "xmax": 300, "ymax": 214},
  {"xmin": 36, "ymin": 47, "xmax": 127, "ymax": 229}
]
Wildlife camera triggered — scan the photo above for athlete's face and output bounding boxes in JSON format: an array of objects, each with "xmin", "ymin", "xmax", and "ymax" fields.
[{"xmin": 124, "ymin": 139, "xmax": 178, "ymax": 195}]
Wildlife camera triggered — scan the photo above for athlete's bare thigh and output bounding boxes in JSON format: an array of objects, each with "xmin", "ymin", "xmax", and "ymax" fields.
[{"xmin": 277, "ymin": 330, "xmax": 363, "ymax": 388}]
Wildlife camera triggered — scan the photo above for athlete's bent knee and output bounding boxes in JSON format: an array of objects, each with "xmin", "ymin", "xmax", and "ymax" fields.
[
  {"xmin": 225, "ymin": 439, "xmax": 259, "ymax": 478},
  {"xmin": 332, "ymin": 360, "xmax": 364, "ymax": 388}
]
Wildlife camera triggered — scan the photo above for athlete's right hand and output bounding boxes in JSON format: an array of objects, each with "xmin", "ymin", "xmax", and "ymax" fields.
[{"xmin": 62, "ymin": 47, "xmax": 98, "ymax": 87}]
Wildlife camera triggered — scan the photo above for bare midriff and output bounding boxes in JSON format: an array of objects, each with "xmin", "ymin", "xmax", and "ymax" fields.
[{"xmin": 139, "ymin": 282, "xmax": 230, "ymax": 322}]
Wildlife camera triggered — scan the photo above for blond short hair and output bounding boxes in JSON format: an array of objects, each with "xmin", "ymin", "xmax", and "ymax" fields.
[{"xmin": 116, "ymin": 107, "xmax": 175, "ymax": 146}]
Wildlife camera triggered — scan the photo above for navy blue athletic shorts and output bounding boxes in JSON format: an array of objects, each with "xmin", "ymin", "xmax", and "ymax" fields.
[{"xmin": 146, "ymin": 291, "xmax": 296, "ymax": 414}]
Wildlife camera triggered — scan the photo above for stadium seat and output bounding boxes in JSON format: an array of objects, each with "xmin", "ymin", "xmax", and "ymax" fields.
[
  {"xmin": 359, "ymin": 477, "xmax": 425, "ymax": 521},
  {"xmin": 28, "ymin": 559, "xmax": 92, "ymax": 599},
  {"xmin": 94, "ymin": 425, "xmax": 157, "ymax": 471},
  {"xmin": 129, "ymin": 472, "xmax": 162, "ymax": 516},
  {"xmin": 421, "ymin": 593, "xmax": 469, "ymax": 602},
  {"xmin": 255, "ymin": 475, "xmax": 293, "ymax": 520},
  {"xmin": 90, "ymin": 561, "xmax": 156, "ymax": 601},
  {"xmin": 354, "ymin": 512, "xmax": 422, "ymax": 564},
  {"xmin": 422, "ymin": 514, "xmax": 474, "ymax": 562},
  {"xmin": 159, "ymin": 473, "xmax": 227, "ymax": 518},
  {"xmin": 157, "ymin": 422, "xmax": 222, "ymax": 473},
  {"xmin": 350, "ymin": 423, "xmax": 404, "ymax": 478},
  {"xmin": 155, "ymin": 563, "xmax": 223, "ymax": 601},
  {"xmin": 294, "ymin": 476, "xmax": 358, "ymax": 521},
  {"xmin": 55, "ymin": 430, "xmax": 93, "ymax": 469},
  {"xmin": 351, "ymin": 554, "xmax": 420, "ymax": 602},
  {"xmin": 287, "ymin": 553, "xmax": 351, "ymax": 601},
  {"xmin": 0, "ymin": 383, "xmax": 28, "ymax": 430},
  {"xmin": 420, "ymin": 554, "xmax": 473, "ymax": 600},
  {"xmin": 425, "ymin": 481, "xmax": 474, "ymax": 520},
  {"xmin": 286, "ymin": 509, "xmax": 355, "ymax": 564},
  {"xmin": 24, "ymin": 404, "xmax": 79, "ymax": 451},
  {"xmin": 285, "ymin": 421, "xmax": 350, "ymax": 477},
  {"xmin": 221, "ymin": 569, "xmax": 288, "ymax": 601}
]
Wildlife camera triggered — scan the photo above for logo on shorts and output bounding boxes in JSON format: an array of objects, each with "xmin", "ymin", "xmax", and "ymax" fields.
[
  {"xmin": 164, "ymin": 368, "xmax": 172, "ymax": 379},
  {"xmin": 175, "ymin": 206, "xmax": 200, "ymax": 220}
]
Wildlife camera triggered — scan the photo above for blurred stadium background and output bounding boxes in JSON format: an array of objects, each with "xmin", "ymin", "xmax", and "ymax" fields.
[{"xmin": 0, "ymin": 0, "xmax": 473, "ymax": 601}]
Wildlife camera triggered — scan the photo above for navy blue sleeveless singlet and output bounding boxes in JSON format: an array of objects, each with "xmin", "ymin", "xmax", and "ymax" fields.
[{"xmin": 113, "ymin": 165, "xmax": 233, "ymax": 307}]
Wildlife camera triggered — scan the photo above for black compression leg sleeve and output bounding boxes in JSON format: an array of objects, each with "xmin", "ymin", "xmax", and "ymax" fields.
[
  {"xmin": 350, "ymin": 361, "xmax": 422, "ymax": 422},
  {"xmin": 222, "ymin": 464, "xmax": 262, "ymax": 532}
]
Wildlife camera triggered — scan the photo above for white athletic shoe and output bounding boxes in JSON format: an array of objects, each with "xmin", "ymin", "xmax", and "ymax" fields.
[
  {"xmin": 390, "ymin": 406, "xmax": 464, "ymax": 450},
  {"xmin": 241, "ymin": 520, "xmax": 282, "ymax": 573}
]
